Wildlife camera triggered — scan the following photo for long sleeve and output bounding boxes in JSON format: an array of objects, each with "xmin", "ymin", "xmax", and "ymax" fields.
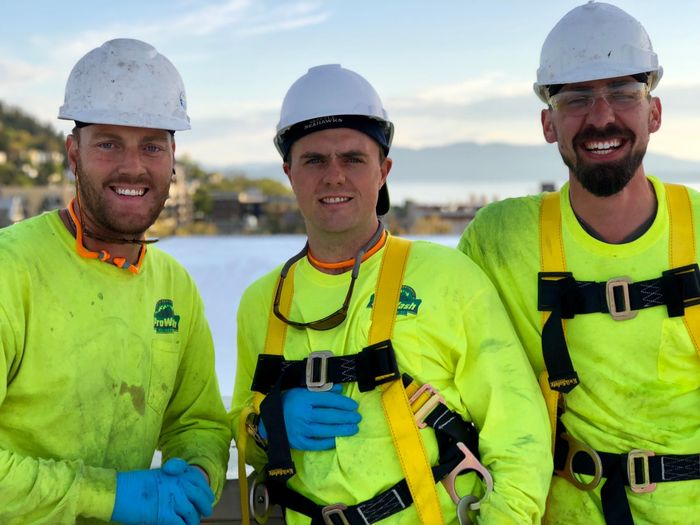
[
  {"xmin": 158, "ymin": 289, "xmax": 231, "ymax": 500},
  {"xmin": 455, "ymin": 281, "xmax": 552, "ymax": 523},
  {"xmin": 0, "ymin": 303, "xmax": 116, "ymax": 523}
]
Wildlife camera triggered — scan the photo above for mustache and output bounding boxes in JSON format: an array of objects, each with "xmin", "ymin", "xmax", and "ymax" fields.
[{"xmin": 574, "ymin": 124, "xmax": 634, "ymax": 146}]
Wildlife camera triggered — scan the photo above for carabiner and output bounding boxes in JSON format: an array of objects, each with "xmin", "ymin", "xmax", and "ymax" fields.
[{"xmin": 442, "ymin": 442, "xmax": 494, "ymax": 510}]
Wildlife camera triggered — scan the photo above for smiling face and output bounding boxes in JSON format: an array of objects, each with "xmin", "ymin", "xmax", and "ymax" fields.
[
  {"xmin": 284, "ymin": 127, "xmax": 391, "ymax": 248},
  {"xmin": 66, "ymin": 124, "xmax": 175, "ymax": 237},
  {"xmin": 541, "ymin": 76, "xmax": 662, "ymax": 196}
]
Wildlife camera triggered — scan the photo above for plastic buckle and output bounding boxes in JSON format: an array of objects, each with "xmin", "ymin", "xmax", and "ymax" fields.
[
  {"xmin": 628, "ymin": 449, "xmax": 657, "ymax": 493},
  {"xmin": 555, "ymin": 433, "xmax": 603, "ymax": 491},
  {"xmin": 408, "ymin": 383, "xmax": 445, "ymax": 428},
  {"xmin": 248, "ymin": 471, "xmax": 271, "ymax": 524},
  {"xmin": 321, "ymin": 503, "xmax": 349, "ymax": 525},
  {"xmin": 606, "ymin": 277, "xmax": 637, "ymax": 320},
  {"xmin": 306, "ymin": 350, "xmax": 333, "ymax": 391},
  {"xmin": 441, "ymin": 442, "xmax": 494, "ymax": 511}
]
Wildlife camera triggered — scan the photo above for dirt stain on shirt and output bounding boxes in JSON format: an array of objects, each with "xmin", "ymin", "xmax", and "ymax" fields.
[{"xmin": 120, "ymin": 382, "xmax": 146, "ymax": 416}]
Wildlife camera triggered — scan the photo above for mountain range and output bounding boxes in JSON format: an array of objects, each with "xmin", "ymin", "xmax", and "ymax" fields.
[{"xmin": 223, "ymin": 141, "xmax": 700, "ymax": 187}]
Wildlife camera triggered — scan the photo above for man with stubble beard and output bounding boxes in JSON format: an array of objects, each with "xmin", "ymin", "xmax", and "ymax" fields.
[
  {"xmin": 0, "ymin": 39, "xmax": 230, "ymax": 524},
  {"xmin": 460, "ymin": 2, "xmax": 700, "ymax": 524}
]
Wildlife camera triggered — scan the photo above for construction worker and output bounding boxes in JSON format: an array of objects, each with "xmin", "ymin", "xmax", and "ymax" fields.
[
  {"xmin": 0, "ymin": 39, "xmax": 230, "ymax": 524},
  {"xmin": 230, "ymin": 64, "xmax": 551, "ymax": 525},
  {"xmin": 459, "ymin": 2, "xmax": 700, "ymax": 524}
]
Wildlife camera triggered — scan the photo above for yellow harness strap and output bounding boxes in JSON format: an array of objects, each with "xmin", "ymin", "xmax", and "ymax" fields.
[
  {"xmin": 237, "ymin": 266, "xmax": 296, "ymax": 524},
  {"xmin": 539, "ymin": 183, "xmax": 700, "ymax": 448},
  {"xmin": 539, "ymin": 191, "xmax": 565, "ymax": 451},
  {"xmin": 369, "ymin": 236, "xmax": 445, "ymax": 525},
  {"xmin": 666, "ymin": 183, "xmax": 700, "ymax": 357}
]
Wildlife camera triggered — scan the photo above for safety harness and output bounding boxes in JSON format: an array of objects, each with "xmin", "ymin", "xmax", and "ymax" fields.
[
  {"xmin": 237, "ymin": 235, "xmax": 492, "ymax": 525},
  {"xmin": 538, "ymin": 183, "xmax": 700, "ymax": 525}
]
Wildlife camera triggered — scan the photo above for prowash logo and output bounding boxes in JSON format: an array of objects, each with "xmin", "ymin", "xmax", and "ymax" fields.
[
  {"xmin": 367, "ymin": 285, "xmax": 422, "ymax": 316},
  {"xmin": 153, "ymin": 299, "xmax": 180, "ymax": 333}
]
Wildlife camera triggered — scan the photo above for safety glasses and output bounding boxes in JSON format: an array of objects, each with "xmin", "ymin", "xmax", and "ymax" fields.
[
  {"xmin": 273, "ymin": 224, "xmax": 384, "ymax": 331},
  {"xmin": 548, "ymin": 81, "xmax": 650, "ymax": 117}
]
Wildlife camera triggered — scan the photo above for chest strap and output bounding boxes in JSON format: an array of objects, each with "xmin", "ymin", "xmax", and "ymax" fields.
[
  {"xmin": 251, "ymin": 339, "xmax": 400, "ymax": 394},
  {"xmin": 538, "ymin": 264, "xmax": 700, "ymax": 393}
]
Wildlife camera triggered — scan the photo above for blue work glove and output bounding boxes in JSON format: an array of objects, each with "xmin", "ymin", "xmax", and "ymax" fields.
[
  {"xmin": 260, "ymin": 384, "xmax": 361, "ymax": 451},
  {"xmin": 163, "ymin": 460, "xmax": 215, "ymax": 518},
  {"xmin": 111, "ymin": 458, "xmax": 214, "ymax": 525}
]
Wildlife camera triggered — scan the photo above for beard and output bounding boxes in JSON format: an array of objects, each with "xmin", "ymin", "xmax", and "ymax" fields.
[
  {"xmin": 561, "ymin": 124, "xmax": 646, "ymax": 197},
  {"xmin": 75, "ymin": 159, "xmax": 170, "ymax": 237}
]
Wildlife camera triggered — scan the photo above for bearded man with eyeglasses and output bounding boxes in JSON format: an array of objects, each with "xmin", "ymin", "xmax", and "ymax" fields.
[
  {"xmin": 460, "ymin": 3, "xmax": 700, "ymax": 524},
  {"xmin": 230, "ymin": 64, "xmax": 551, "ymax": 525}
]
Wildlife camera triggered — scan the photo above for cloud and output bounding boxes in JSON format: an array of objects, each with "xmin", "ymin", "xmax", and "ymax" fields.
[
  {"xmin": 0, "ymin": 58, "xmax": 50, "ymax": 87},
  {"xmin": 34, "ymin": 0, "xmax": 329, "ymax": 63},
  {"xmin": 385, "ymin": 73, "xmax": 544, "ymax": 148}
]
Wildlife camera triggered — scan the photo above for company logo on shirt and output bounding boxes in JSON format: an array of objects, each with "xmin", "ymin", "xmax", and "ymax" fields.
[
  {"xmin": 153, "ymin": 299, "xmax": 180, "ymax": 333},
  {"xmin": 367, "ymin": 285, "xmax": 422, "ymax": 316}
]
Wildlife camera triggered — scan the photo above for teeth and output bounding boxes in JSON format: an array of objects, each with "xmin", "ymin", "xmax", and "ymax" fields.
[
  {"xmin": 322, "ymin": 197, "xmax": 350, "ymax": 204},
  {"xmin": 115, "ymin": 187, "xmax": 145, "ymax": 196},
  {"xmin": 585, "ymin": 139, "xmax": 621, "ymax": 151}
]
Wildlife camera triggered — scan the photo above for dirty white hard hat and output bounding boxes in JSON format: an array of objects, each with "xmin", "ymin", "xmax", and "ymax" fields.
[
  {"xmin": 533, "ymin": 1, "xmax": 662, "ymax": 103},
  {"xmin": 274, "ymin": 64, "xmax": 394, "ymax": 214},
  {"xmin": 58, "ymin": 38, "xmax": 190, "ymax": 131}
]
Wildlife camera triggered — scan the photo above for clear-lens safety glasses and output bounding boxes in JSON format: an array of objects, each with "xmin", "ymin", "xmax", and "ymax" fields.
[{"xmin": 548, "ymin": 81, "xmax": 650, "ymax": 117}]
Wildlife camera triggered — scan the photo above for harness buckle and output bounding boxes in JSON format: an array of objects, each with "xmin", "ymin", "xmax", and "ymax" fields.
[
  {"xmin": 306, "ymin": 351, "xmax": 334, "ymax": 391},
  {"xmin": 628, "ymin": 449, "xmax": 657, "ymax": 493},
  {"xmin": 442, "ymin": 442, "xmax": 494, "ymax": 510},
  {"xmin": 606, "ymin": 277, "xmax": 637, "ymax": 320},
  {"xmin": 408, "ymin": 383, "xmax": 445, "ymax": 428},
  {"xmin": 248, "ymin": 471, "xmax": 271, "ymax": 524},
  {"xmin": 556, "ymin": 433, "xmax": 603, "ymax": 491},
  {"xmin": 321, "ymin": 503, "xmax": 349, "ymax": 525}
]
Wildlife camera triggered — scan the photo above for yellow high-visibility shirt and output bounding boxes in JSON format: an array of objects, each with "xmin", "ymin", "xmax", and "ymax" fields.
[
  {"xmin": 460, "ymin": 176, "xmax": 700, "ymax": 524},
  {"xmin": 0, "ymin": 211, "xmax": 231, "ymax": 524}
]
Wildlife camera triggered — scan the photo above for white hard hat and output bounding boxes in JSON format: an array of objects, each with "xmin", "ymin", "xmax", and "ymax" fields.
[
  {"xmin": 274, "ymin": 64, "xmax": 394, "ymax": 157},
  {"xmin": 533, "ymin": 1, "xmax": 662, "ymax": 103},
  {"xmin": 275, "ymin": 64, "xmax": 394, "ymax": 214},
  {"xmin": 58, "ymin": 38, "xmax": 190, "ymax": 131}
]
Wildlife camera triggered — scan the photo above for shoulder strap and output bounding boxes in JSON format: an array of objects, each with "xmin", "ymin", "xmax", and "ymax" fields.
[
  {"xmin": 369, "ymin": 236, "xmax": 445, "ymax": 525},
  {"xmin": 665, "ymin": 183, "xmax": 700, "ymax": 356},
  {"xmin": 539, "ymin": 191, "xmax": 565, "ymax": 451}
]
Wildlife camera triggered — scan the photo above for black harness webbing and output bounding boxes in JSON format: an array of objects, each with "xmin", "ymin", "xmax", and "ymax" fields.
[
  {"xmin": 537, "ymin": 264, "xmax": 700, "ymax": 393},
  {"xmin": 252, "ymin": 339, "xmax": 401, "ymax": 394},
  {"xmin": 253, "ymin": 345, "xmax": 480, "ymax": 524}
]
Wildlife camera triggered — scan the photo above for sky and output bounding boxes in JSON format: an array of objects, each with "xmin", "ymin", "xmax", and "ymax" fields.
[{"xmin": 2, "ymin": 0, "xmax": 700, "ymax": 169}]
